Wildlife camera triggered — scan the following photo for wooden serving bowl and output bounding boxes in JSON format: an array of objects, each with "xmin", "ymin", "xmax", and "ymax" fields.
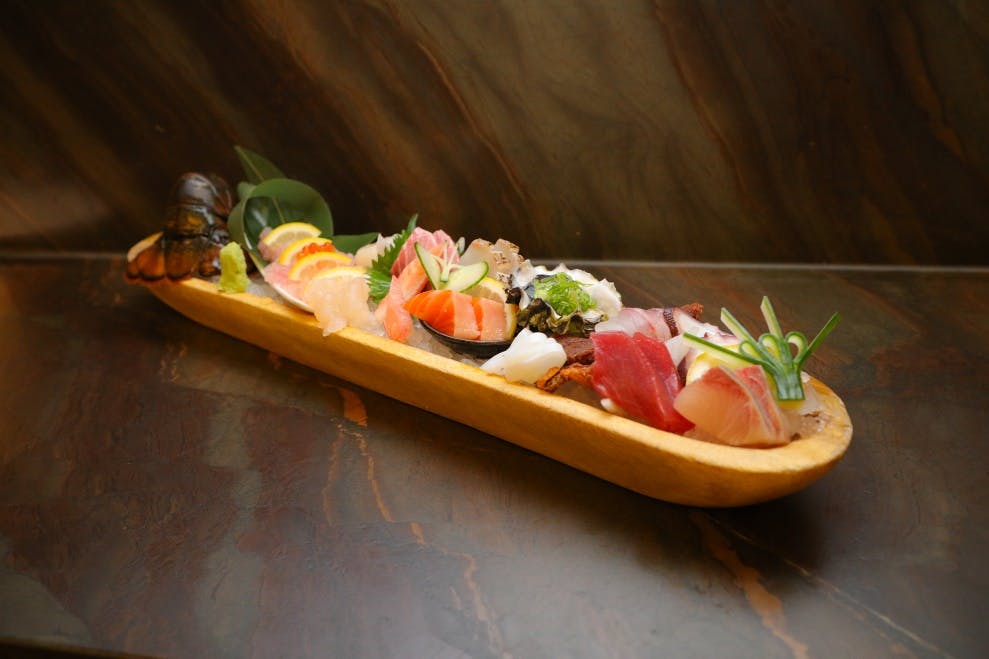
[{"xmin": 140, "ymin": 274, "xmax": 852, "ymax": 507}]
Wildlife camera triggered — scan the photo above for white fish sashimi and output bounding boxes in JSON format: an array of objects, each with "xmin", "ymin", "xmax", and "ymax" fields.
[
  {"xmin": 302, "ymin": 276, "xmax": 383, "ymax": 336},
  {"xmin": 353, "ymin": 233, "xmax": 392, "ymax": 269},
  {"xmin": 595, "ymin": 308, "xmax": 671, "ymax": 341},
  {"xmin": 673, "ymin": 308, "xmax": 733, "ymax": 343},
  {"xmin": 459, "ymin": 238, "xmax": 525, "ymax": 286},
  {"xmin": 481, "ymin": 328, "xmax": 566, "ymax": 384},
  {"xmin": 664, "ymin": 334, "xmax": 691, "ymax": 365}
]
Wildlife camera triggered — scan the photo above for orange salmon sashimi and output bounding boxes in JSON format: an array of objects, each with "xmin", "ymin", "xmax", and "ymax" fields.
[
  {"xmin": 404, "ymin": 290, "xmax": 513, "ymax": 342},
  {"xmin": 472, "ymin": 296, "xmax": 511, "ymax": 341},
  {"xmin": 374, "ymin": 257, "xmax": 431, "ymax": 343},
  {"xmin": 375, "ymin": 275, "xmax": 414, "ymax": 343},
  {"xmin": 395, "ymin": 256, "xmax": 430, "ymax": 299},
  {"xmin": 404, "ymin": 289, "xmax": 480, "ymax": 340}
]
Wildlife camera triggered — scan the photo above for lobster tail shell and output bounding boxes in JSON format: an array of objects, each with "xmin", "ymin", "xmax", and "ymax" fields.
[
  {"xmin": 169, "ymin": 172, "xmax": 233, "ymax": 218},
  {"xmin": 125, "ymin": 235, "xmax": 167, "ymax": 282},
  {"xmin": 126, "ymin": 172, "xmax": 236, "ymax": 283}
]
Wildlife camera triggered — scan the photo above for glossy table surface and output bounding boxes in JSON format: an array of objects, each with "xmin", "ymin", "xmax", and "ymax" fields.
[{"xmin": 0, "ymin": 256, "xmax": 986, "ymax": 658}]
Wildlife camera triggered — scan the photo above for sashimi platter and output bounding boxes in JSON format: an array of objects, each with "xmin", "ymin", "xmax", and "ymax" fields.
[{"xmin": 126, "ymin": 148, "xmax": 852, "ymax": 507}]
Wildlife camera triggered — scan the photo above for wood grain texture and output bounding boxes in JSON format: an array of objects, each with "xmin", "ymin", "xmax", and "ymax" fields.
[
  {"xmin": 1, "ymin": 1, "xmax": 987, "ymax": 264},
  {"xmin": 1, "ymin": 257, "xmax": 987, "ymax": 657},
  {"xmin": 140, "ymin": 273, "xmax": 851, "ymax": 508}
]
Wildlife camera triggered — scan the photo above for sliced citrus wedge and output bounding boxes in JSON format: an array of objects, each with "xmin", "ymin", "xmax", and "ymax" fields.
[
  {"xmin": 278, "ymin": 237, "xmax": 335, "ymax": 266},
  {"xmin": 465, "ymin": 276, "xmax": 508, "ymax": 303},
  {"xmin": 259, "ymin": 222, "xmax": 322, "ymax": 260},
  {"xmin": 685, "ymin": 343, "xmax": 746, "ymax": 385},
  {"xmin": 288, "ymin": 251, "xmax": 353, "ymax": 281}
]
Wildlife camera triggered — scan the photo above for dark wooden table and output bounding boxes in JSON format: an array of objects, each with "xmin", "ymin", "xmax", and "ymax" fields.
[{"xmin": 1, "ymin": 256, "xmax": 986, "ymax": 658}]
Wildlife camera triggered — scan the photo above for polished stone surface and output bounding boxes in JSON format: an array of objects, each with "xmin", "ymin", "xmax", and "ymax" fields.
[
  {"xmin": 1, "ymin": 1, "xmax": 987, "ymax": 264},
  {"xmin": 1, "ymin": 257, "xmax": 986, "ymax": 657}
]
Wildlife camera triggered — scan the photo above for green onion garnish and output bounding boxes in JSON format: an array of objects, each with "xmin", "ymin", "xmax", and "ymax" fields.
[{"xmin": 683, "ymin": 296, "xmax": 840, "ymax": 401}]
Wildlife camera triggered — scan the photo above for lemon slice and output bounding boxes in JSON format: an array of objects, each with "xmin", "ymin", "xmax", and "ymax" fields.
[
  {"xmin": 259, "ymin": 222, "xmax": 322, "ymax": 257},
  {"xmin": 302, "ymin": 265, "xmax": 368, "ymax": 298},
  {"xmin": 288, "ymin": 251, "xmax": 352, "ymax": 281},
  {"xmin": 685, "ymin": 343, "xmax": 746, "ymax": 384},
  {"xmin": 277, "ymin": 237, "xmax": 335, "ymax": 266},
  {"xmin": 466, "ymin": 276, "xmax": 508, "ymax": 303},
  {"xmin": 504, "ymin": 302, "xmax": 518, "ymax": 336}
]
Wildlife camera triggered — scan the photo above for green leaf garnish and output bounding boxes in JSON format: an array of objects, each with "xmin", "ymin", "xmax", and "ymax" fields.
[
  {"xmin": 232, "ymin": 147, "xmax": 374, "ymax": 267},
  {"xmin": 683, "ymin": 296, "xmax": 840, "ymax": 401},
  {"xmin": 366, "ymin": 214, "xmax": 418, "ymax": 302},
  {"xmin": 228, "ymin": 178, "xmax": 334, "ymax": 270},
  {"xmin": 331, "ymin": 232, "xmax": 379, "ymax": 254},
  {"xmin": 234, "ymin": 145, "xmax": 286, "ymax": 184},
  {"xmin": 366, "ymin": 270, "xmax": 392, "ymax": 303},
  {"xmin": 236, "ymin": 181, "xmax": 256, "ymax": 200}
]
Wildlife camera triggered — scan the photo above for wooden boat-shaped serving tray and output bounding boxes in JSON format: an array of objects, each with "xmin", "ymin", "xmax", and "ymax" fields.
[{"xmin": 146, "ymin": 276, "xmax": 852, "ymax": 507}]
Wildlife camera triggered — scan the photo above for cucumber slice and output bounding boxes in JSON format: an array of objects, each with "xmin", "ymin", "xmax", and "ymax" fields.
[
  {"xmin": 414, "ymin": 241, "xmax": 487, "ymax": 291},
  {"xmin": 443, "ymin": 261, "xmax": 489, "ymax": 292},
  {"xmin": 415, "ymin": 242, "xmax": 443, "ymax": 289}
]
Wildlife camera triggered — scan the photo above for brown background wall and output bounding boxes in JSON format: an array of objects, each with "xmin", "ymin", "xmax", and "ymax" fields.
[{"xmin": 1, "ymin": 0, "xmax": 987, "ymax": 264}]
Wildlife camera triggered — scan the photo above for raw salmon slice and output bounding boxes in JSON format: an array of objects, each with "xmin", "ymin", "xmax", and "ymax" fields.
[
  {"xmin": 375, "ymin": 275, "xmax": 414, "ymax": 343},
  {"xmin": 472, "ymin": 297, "xmax": 509, "ymax": 341},
  {"xmin": 404, "ymin": 289, "xmax": 479, "ymax": 340}
]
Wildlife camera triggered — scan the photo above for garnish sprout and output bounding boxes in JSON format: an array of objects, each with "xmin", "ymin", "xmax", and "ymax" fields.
[{"xmin": 683, "ymin": 296, "xmax": 840, "ymax": 401}]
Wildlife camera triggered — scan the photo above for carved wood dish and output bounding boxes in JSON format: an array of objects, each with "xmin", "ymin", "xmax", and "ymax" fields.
[{"xmin": 140, "ymin": 275, "xmax": 852, "ymax": 507}]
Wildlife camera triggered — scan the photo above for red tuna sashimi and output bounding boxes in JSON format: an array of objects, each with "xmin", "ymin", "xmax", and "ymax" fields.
[
  {"xmin": 591, "ymin": 332, "xmax": 693, "ymax": 434},
  {"xmin": 375, "ymin": 275, "xmax": 414, "ymax": 343},
  {"xmin": 391, "ymin": 228, "xmax": 459, "ymax": 276},
  {"xmin": 673, "ymin": 365, "xmax": 788, "ymax": 447},
  {"xmin": 472, "ymin": 297, "xmax": 510, "ymax": 341},
  {"xmin": 404, "ymin": 289, "xmax": 479, "ymax": 339}
]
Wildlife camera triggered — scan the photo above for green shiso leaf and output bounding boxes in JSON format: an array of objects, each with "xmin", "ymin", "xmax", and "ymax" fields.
[
  {"xmin": 366, "ymin": 270, "xmax": 392, "ymax": 303},
  {"xmin": 366, "ymin": 214, "xmax": 419, "ymax": 302}
]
